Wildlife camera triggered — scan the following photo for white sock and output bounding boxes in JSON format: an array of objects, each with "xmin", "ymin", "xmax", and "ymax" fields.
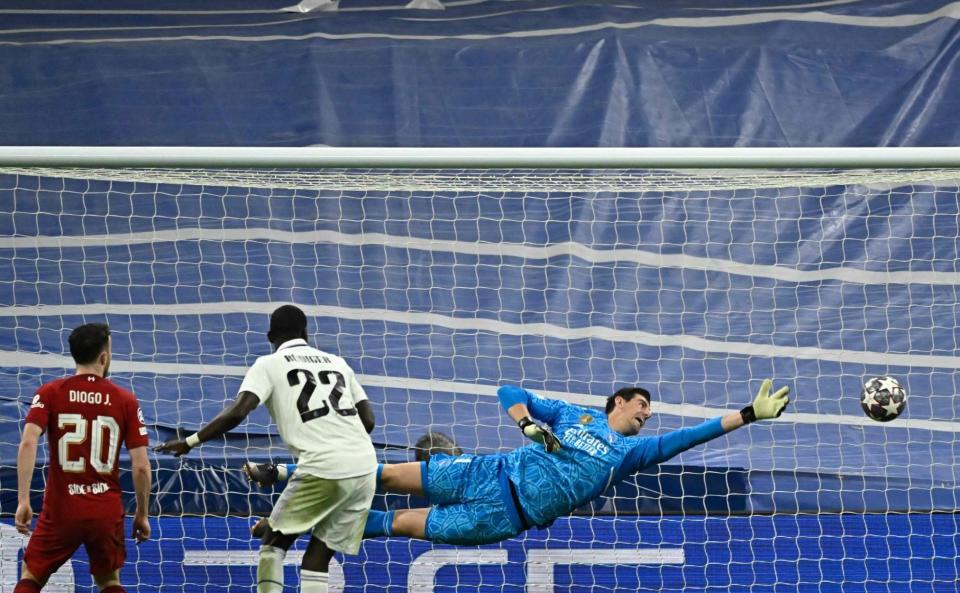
[
  {"xmin": 257, "ymin": 545, "xmax": 286, "ymax": 593},
  {"xmin": 300, "ymin": 569, "xmax": 329, "ymax": 593}
]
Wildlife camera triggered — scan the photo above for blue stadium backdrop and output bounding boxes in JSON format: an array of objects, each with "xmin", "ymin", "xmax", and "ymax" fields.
[
  {"xmin": 1, "ymin": 0, "xmax": 960, "ymax": 147},
  {"xmin": 0, "ymin": 167, "xmax": 958, "ymax": 592}
]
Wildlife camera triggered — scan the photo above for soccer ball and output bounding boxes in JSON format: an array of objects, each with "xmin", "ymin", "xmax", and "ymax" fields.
[{"xmin": 860, "ymin": 376, "xmax": 906, "ymax": 422}]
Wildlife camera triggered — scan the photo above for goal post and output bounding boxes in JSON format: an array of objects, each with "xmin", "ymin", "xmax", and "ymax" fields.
[
  {"xmin": 3, "ymin": 145, "xmax": 960, "ymax": 168},
  {"xmin": 1, "ymin": 148, "xmax": 959, "ymax": 593}
]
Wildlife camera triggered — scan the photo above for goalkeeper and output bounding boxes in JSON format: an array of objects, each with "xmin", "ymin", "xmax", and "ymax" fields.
[{"xmin": 247, "ymin": 380, "xmax": 788, "ymax": 546}]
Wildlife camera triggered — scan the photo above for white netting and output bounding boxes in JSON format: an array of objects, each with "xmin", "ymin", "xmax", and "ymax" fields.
[
  {"xmin": 1, "ymin": 166, "xmax": 958, "ymax": 593},
  {"xmin": 5, "ymin": 166, "xmax": 960, "ymax": 192}
]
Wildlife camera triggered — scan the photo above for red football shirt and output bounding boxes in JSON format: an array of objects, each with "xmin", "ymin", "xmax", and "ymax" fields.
[{"xmin": 25, "ymin": 374, "xmax": 149, "ymax": 521}]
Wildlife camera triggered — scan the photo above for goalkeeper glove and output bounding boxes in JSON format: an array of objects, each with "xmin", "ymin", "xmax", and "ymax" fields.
[
  {"xmin": 518, "ymin": 417, "xmax": 562, "ymax": 453},
  {"xmin": 740, "ymin": 379, "xmax": 790, "ymax": 424}
]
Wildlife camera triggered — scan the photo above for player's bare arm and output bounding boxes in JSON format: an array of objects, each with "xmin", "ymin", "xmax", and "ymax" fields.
[
  {"xmin": 15, "ymin": 422, "xmax": 43, "ymax": 535},
  {"xmin": 357, "ymin": 399, "xmax": 375, "ymax": 434},
  {"xmin": 130, "ymin": 445, "xmax": 152, "ymax": 543},
  {"xmin": 155, "ymin": 391, "xmax": 260, "ymax": 456}
]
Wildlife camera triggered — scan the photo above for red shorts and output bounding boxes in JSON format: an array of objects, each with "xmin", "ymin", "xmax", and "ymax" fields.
[{"xmin": 23, "ymin": 515, "xmax": 126, "ymax": 579}]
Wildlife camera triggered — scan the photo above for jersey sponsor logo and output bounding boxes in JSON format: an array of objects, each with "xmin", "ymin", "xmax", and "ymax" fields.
[
  {"xmin": 31, "ymin": 394, "xmax": 44, "ymax": 408},
  {"xmin": 561, "ymin": 427, "xmax": 610, "ymax": 457},
  {"xmin": 68, "ymin": 482, "xmax": 110, "ymax": 495}
]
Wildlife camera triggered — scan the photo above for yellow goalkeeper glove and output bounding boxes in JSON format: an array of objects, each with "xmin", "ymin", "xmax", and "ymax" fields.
[
  {"xmin": 740, "ymin": 379, "xmax": 790, "ymax": 423},
  {"xmin": 518, "ymin": 417, "xmax": 562, "ymax": 453}
]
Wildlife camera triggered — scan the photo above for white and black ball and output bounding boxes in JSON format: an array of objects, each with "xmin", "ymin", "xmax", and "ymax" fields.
[{"xmin": 860, "ymin": 376, "xmax": 906, "ymax": 422}]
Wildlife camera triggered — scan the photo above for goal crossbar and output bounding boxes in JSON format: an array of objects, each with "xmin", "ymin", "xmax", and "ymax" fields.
[{"xmin": 3, "ymin": 146, "xmax": 960, "ymax": 168}]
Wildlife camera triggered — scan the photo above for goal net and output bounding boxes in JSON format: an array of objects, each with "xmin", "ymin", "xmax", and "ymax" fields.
[{"xmin": 1, "ymin": 163, "xmax": 958, "ymax": 592}]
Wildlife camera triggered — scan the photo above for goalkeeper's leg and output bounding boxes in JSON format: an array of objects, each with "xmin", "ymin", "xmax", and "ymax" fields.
[
  {"xmin": 364, "ymin": 503, "xmax": 518, "ymax": 545},
  {"xmin": 243, "ymin": 461, "xmax": 294, "ymax": 488},
  {"xmin": 365, "ymin": 455, "xmax": 522, "ymax": 545},
  {"xmin": 363, "ymin": 508, "xmax": 428, "ymax": 539},
  {"xmin": 377, "ymin": 462, "xmax": 425, "ymax": 496},
  {"xmin": 244, "ymin": 461, "xmax": 427, "ymax": 496},
  {"xmin": 380, "ymin": 454, "xmax": 489, "ymax": 501}
]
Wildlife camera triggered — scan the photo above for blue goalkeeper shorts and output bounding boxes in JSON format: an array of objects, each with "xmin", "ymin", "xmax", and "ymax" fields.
[{"xmin": 423, "ymin": 453, "xmax": 527, "ymax": 546}]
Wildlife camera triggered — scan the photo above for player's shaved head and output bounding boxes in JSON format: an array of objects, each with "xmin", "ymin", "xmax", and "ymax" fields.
[
  {"xmin": 69, "ymin": 322, "xmax": 111, "ymax": 365},
  {"xmin": 414, "ymin": 431, "xmax": 463, "ymax": 462},
  {"xmin": 268, "ymin": 304, "xmax": 308, "ymax": 345},
  {"xmin": 606, "ymin": 386, "xmax": 651, "ymax": 414}
]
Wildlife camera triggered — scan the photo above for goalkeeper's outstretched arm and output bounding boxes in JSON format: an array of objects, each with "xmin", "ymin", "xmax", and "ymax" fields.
[{"xmin": 629, "ymin": 379, "xmax": 790, "ymax": 470}]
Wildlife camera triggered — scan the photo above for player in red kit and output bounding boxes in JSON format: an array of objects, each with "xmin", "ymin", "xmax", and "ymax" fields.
[{"xmin": 14, "ymin": 323, "xmax": 152, "ymax": 593}]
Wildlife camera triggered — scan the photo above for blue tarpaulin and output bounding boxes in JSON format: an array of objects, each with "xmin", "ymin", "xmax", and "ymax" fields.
[
  {"xmin": 2, "ymin": 4, "xmax": 959, "ymax": 591},
  {"xmin": 0, "ymin": 0, "xmax": 959, "ymax": 146}
]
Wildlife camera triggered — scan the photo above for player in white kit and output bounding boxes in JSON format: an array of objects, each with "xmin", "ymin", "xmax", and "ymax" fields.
[{"xmin": 157, "ymin": 305, "xmax": 377, "ymax": 593}]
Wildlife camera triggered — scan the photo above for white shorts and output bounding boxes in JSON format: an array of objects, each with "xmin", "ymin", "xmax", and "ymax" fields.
[{"xmin": 268, "ymin": 471, "xmax": 376, "ymax": 554}]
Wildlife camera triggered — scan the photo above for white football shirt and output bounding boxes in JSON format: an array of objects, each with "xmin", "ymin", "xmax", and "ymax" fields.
[{"xmin": 238, "ymin": 338, "xmax": 377, "ymax": 479}]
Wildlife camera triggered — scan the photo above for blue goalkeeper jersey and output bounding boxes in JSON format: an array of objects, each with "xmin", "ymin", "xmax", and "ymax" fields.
[{"xmin": 497, "ymin": 385, "xmax": 725, "ymax": 528}]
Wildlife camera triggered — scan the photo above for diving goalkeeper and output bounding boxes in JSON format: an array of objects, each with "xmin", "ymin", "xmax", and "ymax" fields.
[{"xmin": 246, "ymin": 380, "xmax": 789, "ymax": 545}]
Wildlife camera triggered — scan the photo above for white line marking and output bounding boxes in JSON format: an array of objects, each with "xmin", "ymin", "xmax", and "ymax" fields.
[
  {"xmin": 1, "ymin": 301, "xmax": 959, "ymax": 369},
  {"xmin": 0, "ymin": 3, "xmax": 958, "ymax": 45},
  {"xmin": 1, "ymin": 227, "xmax": 956, "ymax": 286}
]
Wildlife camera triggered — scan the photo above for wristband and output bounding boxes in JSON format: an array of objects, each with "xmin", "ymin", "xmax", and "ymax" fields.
[
  {"xmin": 739, "ymin": 405, "xmax": 757, "ymax": 425},
  {"xmin": 185, "ymin": 433, "xmax": 202, "ymax": 448}
]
